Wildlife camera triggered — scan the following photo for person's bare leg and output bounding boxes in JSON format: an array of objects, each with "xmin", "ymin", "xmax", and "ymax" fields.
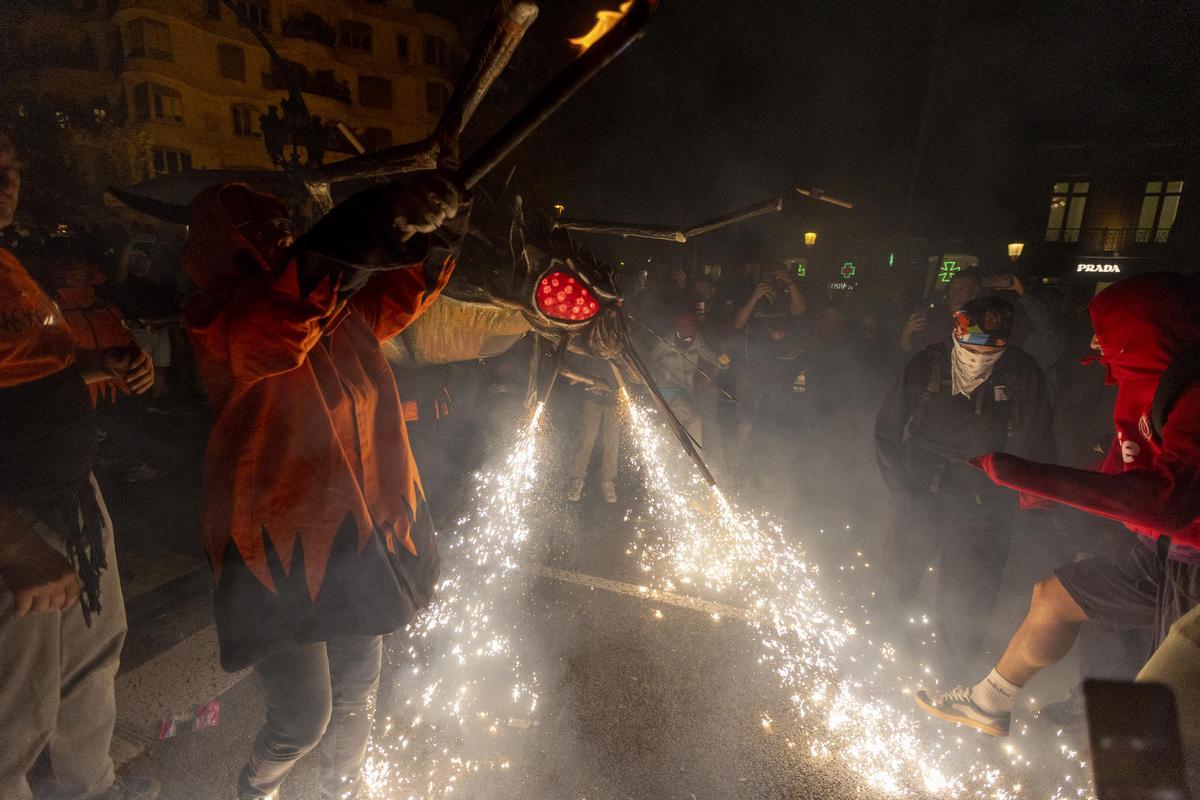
[
  {"xmin": 916, "ymin": 575, "xmax": 1090, "ymax": 736},
  {"xmin": 994, "ymin": 576, "xmax": 1089, "ymax": 687}
]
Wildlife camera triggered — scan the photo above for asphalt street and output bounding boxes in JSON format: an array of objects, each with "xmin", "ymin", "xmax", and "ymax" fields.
[
  {"xmin": 96, "ymin": 390, "xmax": 1082, "ymax": 800},
  {"xmin": 107, "ymin": 496, "xmax": 1081, "ymax": 798}
]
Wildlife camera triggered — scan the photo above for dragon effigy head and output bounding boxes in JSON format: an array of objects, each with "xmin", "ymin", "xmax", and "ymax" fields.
[{"xmin": 504, "ymin": 199, "xmax": 626, "ymax": 361}]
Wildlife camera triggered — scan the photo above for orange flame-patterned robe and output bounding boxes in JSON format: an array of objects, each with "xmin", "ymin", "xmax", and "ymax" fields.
[{"xmin": 183, "ymin": 184, "xmax": 461, "ymax": 671}]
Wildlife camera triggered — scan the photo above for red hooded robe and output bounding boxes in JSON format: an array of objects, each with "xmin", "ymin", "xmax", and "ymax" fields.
[{"xmin": 975, "ymin": 273, "xmax": 1200, "ymax": 550}]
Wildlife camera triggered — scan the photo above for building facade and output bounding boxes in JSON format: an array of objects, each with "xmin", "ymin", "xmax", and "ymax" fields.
[
  {"xmin": 0, "ymin": 0, "xmax": 461, "ymax": 190},
  {"xmin": 1013, "ymin": 141, "xmax": 1194, "ymax": 287}
]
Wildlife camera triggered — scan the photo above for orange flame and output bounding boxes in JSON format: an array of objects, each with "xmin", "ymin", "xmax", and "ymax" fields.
[{"xmin": 568, "ymin": 1, "xmax": 633, "ymax": 52}]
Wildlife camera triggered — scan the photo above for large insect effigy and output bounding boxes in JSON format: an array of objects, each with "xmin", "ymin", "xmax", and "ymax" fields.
[{"xmin": 110, "ymin": 0, "xmax": 781, "ymax": 485}]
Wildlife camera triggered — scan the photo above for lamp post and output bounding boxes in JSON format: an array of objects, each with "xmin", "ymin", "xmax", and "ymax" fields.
[{"xmin": 1007, "ymin": 241, "xmax": 1025, "ymax": 262}]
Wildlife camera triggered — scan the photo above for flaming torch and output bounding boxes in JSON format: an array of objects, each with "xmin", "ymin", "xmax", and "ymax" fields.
[
  {"xmin": 569, "ymin": 1, "xmax": 635, "ymax": 51},
  {"xmin": 461, "ymin": 0, "xmax": 659, "ymax": 189}
]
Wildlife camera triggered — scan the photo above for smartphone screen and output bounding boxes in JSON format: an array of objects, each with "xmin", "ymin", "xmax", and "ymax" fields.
[{"xmin": 1083, "ymin": 679, "xmax": 1190, "ymax": 800}]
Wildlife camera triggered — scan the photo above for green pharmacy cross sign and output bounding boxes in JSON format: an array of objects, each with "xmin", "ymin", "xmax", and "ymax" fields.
[
  {"xmin": 786, "ymin": 258, "xmax": 807, "ymax": 278},
  {"xmin": 938, "ymin": 259, "xmax": 960, "ymax": 283},
  {"xmin": 840, "ymin": 260, "xmax": 857, "ymax": 279}
]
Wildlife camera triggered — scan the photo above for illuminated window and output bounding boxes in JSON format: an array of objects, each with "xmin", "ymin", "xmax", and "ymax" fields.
[
  {"xmin": 1045, "ymin": 180, "xmax": 1089, "ymax": 242},
  {"xmin": 426, "ymin": 80, "xmax": 449, "ymax": 114},
  {"xmin": 339, "ymin": 20, "xmax": 372, "ymax": 52},
  {"xmin": 1136, "ymin": 180, "xmax": 1183, "ymax": 243},
  {"xmin": 132, "ymin": 82, "xmax": 183, "ymax": 123},
  {"xmin": 424, "ymin": 34, "xmax": 447, "ymax": 67},
  {"xmin": 231, "ymin": 103, "xmax": 258, "ymax": 136},
  {"xmin": 150, "ymin": 147, "xmax": 191, "ymax": 176},
  {"xmin": 396, "ymin": 33, "xmax": 409, "ymax": 62},
  {"xmin": 217, "ymin": 44, "xmax": 245, "ymax": 81},
  {"xmin": 124, "ymin": 18, "xmax": 172, "ymax": 60},
  {"xmin": 358, "ymin": 75, "xmax": 392, "ymax": 109}
]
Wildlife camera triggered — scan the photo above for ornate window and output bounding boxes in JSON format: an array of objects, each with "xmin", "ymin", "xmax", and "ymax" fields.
[
  {"xmin": 132, "ymin": 82, "xmax": 183, "ymax": 123},
  {"xmin": 339, "ymin": 20, "xmax": 372, "ymax": 52},
  {"xmin": 423, "ymin": 34, "xmax": 447, "ymax": 67},
  {"xmin": 124, "ymin": 17, "xmax": 172, "ymax": 60},
  {"xmin": 150, "ymin": 147, "xmax": 192, "ymax": 175},
  {"xmin": 1045, "ymin": 180, "xmax": 1089, "ymax": 242},
  {"xmin": 231, "ymin": 103, "xmax": 259, "ymax": 137},
  {"xmin": 1136, "ymin": 180, "xmax": 1183, "ymax": 243},
  {"xmin": 235, "ymin": 0, "xmax": 270, "ymax": 31},
  {"xmin": 218, "ymin": 44, "xmax": 245, "ymax": 81}
]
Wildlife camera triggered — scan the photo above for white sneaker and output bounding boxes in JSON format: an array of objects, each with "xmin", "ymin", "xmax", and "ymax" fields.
[
  {"xmin": 915, "ymin": 685, "xmax": 1011, "ymax": 737},
  {"xmin": 601, "ymin": 482, "xmax": 617, "ymax": 504},
  {"xmin": 567, "ymin": 479, "xmax": 584, "ymax": 503}
]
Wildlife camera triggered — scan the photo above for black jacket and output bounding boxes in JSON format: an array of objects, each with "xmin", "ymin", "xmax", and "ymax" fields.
[{"xmin": 875, "ymin": 341, "xmax": 1055, "ymax": 503}]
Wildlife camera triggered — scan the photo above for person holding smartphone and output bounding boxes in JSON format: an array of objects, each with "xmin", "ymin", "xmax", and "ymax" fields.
[{"xmin": 899, "ymin": 268, "xmax": 983, "ymax": 354}]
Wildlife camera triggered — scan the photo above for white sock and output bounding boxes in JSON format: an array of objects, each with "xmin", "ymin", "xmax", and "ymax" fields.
[{"xmin": 969, "ymin": 669, "xmax": 1021, "ymax": 715}]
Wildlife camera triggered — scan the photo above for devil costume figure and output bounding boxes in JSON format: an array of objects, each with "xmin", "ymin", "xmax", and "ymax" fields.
[
  {"xmin": 182, "ymin": 175, "xmax": 467, "ymax": 799},
  {"xmin": 875, "ymin": 297, "xmax": 1055, "ymax": 678}
]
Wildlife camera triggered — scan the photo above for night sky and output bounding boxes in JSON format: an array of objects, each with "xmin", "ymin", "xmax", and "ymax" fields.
[{"xmin": 435, "ymin": 0, "xmax": 1199, "ymax": 266}]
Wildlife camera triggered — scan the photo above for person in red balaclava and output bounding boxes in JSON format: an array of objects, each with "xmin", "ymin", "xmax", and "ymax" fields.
[{"xmin": 915, "ymin": 272, "xmax": 1200, "ymax": 738}]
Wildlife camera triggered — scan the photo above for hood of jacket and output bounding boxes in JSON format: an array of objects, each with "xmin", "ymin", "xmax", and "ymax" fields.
[
  {"xmin": 1090, "ymin": 272, "xmax": 1200, "ymax": 385},
  {"xmin": 183, "ymin": 183, "xmax": 288, "ymax": 292}
]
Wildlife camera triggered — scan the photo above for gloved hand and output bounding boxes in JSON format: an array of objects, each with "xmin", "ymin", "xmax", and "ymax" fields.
[
  {"xmin": 394, "ymin": 172, "xmax": 465, "ymax": 239},
  {"xmin": 970, "ymin": 452, "xmax": 1055, "ymax": 510},
  {"xmin": 969, "ymin": 451, "xmax": 1009, "ymax": 482},
  {"xmin": 294, "ymin": 171, "xmax": 471, "ymax": 295}
]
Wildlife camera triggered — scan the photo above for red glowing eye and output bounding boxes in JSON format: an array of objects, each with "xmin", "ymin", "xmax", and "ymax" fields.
[{"xmin": 537, "ymin": 271, "xmax": 600, "ymax": 322}]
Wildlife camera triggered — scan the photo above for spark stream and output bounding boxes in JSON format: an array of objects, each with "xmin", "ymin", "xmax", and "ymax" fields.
[
  {"xmin": 363, "ymin": 403, "xmax": 546, "ymax": 799},
  {"xmin": 620, "ymin": 393, "xmax": 1090, "ymax": 800}
]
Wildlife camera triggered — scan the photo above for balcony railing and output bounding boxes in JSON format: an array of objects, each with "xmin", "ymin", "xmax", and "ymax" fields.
[
  {"xmin": 282, "ymin": 13, "xmax": 336, "ymax": 47},
  {"xmin": 263, "ymin": 62, "xmax": 351, "ymax": 103},
  {"xmin": 1045, "ymin": 227, "xmax": 1171, "ymax": 250}
]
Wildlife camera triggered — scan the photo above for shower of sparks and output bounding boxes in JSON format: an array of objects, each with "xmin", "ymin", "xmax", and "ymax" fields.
[
  {"xmin": 362, "ymin": 390, "xmax": 1094, "ymax": 800},
  {"xmin": 363, "ymin": 403, "xmax": 547, "ymax": 799},
  {"xmin": 619, "ymin": 393, "xmax": 1093, "ymax": 800}
]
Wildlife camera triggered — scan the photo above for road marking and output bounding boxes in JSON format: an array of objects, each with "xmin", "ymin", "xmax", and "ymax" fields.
[
  {"xmin": 113, "ymin": 625, "xmax": 250, "ymax": 766},
  {"xmin": 525, "ymin": 564, "xmax": 760, "ymax": 622},
  {"xmin": 110, "ymin": 563, "xmax": 753, "ymax": 767}
]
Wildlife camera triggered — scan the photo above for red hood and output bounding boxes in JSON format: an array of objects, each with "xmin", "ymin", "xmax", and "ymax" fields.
[
  {"xmin": 1089, "ymin": 272, "xmax": 1200, "ymax": 385},
  {"xmin": 183, "ymin": 183, "xmax": 287, "ymax": 291}
]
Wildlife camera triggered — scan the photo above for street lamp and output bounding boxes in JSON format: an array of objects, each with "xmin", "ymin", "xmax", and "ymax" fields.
[
  {"xmin": 804, "ymin": 231, "xmax": 817, "ymax": 247},
  {"xmin": 1007, "ymin": 241, "xmax": 1025, "ymax": 262}
]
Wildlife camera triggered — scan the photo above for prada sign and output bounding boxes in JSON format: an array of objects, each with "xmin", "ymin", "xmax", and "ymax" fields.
[{"xmin": 1076, "ymin": 262, "xmax": 1122, "ymax": 274}]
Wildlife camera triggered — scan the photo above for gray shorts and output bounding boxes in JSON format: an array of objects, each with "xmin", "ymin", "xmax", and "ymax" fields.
[{"xmin": 1056, "ymin": 539, "xmax": 1200, "ymax": 652}]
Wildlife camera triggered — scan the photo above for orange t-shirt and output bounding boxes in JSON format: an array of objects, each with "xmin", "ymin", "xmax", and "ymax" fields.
[{"xmin": 0, "ymin": 248, "xmax": 75, "ymax": 388}]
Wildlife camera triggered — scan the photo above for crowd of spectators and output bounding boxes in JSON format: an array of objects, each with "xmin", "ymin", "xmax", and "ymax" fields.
[
  {"xmin": 608, "ymin": 255, "xmax": 1185, "ymax": 721},
  {"xmin": 5, "ymin": 160, "xmax": 1199, "ymax": 793}
]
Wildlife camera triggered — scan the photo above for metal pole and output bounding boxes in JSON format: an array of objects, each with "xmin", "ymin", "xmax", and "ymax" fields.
[{"xmin": 461, "ymin": 0, "xmax": 658, "ymax": 189}]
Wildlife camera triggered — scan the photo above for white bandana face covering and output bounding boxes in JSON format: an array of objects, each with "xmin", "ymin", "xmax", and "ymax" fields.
[{"xmin": 950, "ymin": 337, "xmax": 1003, "ymax": 397}]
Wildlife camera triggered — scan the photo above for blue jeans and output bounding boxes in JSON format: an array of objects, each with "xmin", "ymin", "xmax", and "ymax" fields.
[{"xmin": 239, "ymin": 635, "xmax": 383, "ymax": 800}]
